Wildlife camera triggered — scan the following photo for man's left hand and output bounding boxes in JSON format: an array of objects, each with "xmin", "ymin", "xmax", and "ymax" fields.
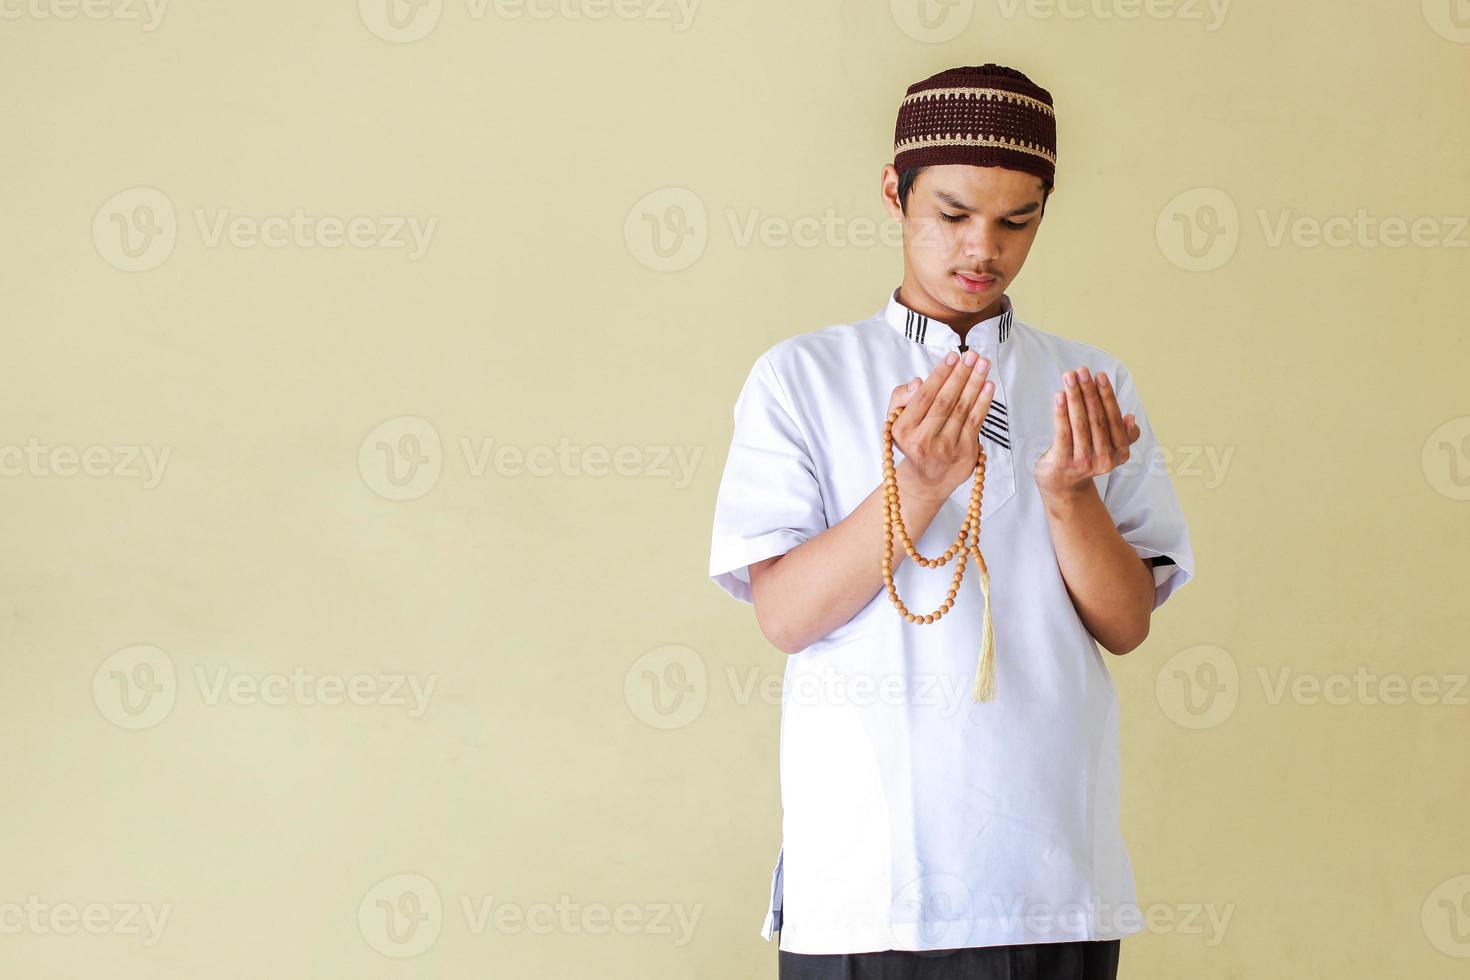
[{"xmin": 1034, "ymin": 366, "xmax": 1141, "ymax": 497}]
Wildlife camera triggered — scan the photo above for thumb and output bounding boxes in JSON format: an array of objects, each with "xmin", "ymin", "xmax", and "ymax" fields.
[{"xmin": 889, "ymin": 377, "xmax": 922, "ymax": 413}]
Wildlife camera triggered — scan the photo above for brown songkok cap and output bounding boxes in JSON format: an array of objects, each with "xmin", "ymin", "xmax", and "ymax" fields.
[{"xmin": 893, "ymin": 64, "xmax": 1057, "ymax": 186}]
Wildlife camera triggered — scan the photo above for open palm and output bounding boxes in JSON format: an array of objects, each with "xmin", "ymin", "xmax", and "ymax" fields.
[{"xmin": 1034, "ymin": 366, "xmax": 1141, "ymax": 497}]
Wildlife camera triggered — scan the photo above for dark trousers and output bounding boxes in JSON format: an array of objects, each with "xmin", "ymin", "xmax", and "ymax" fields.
[{"xmin": 778, "ymin": 939, "xmax": 1121, "ymax": 980}]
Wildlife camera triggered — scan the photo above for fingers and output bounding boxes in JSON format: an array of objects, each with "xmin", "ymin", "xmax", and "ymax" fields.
[
  {"xmin": 1075, "ymin": 367, "xmax": 1114, "ymax": 467},
  {"xmin": 1050, "ymin": 386, "xmax": 1072, "ymax": 457},
  {"xmin": 1093, "ymin": 372, "xmax": 1133, "ymax": 462},
  {"xmin": 1062, "ymin": 371, "xmax": 1092, "ymax": 464},
  {"xmin": 1058, "ymin": 368, "xmax": 1142, "ymax": 475},
  {"xmin": 917, "ymin": 351, "xmax": 978, "ymax": 439},
  {"xmin": 900, "ymin": 353, "xmax": 961, "ymax": 428},
  {"xmin": 940, "ymin": 353, "xmax": 992, "ymax": 446},
  {"xmin": 963, "ymin": 375, "xmax": 997, "ymax": 443}
]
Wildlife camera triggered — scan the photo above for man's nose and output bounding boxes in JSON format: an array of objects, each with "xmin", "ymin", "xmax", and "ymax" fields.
[{"xmin": 961, "ymin": 225, "xmax": 1001, "ymax": 262}]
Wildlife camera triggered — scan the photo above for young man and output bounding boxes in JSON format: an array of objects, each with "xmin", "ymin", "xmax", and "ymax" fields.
[{"xmin": 707, "ymin": 64, "xmax": 1195, "ymax": 979}]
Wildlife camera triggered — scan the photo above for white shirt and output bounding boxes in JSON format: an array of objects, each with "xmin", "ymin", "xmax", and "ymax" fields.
[{"xmin": 707, "ymin": 287, "xmax": 1195, "ymax": 955}]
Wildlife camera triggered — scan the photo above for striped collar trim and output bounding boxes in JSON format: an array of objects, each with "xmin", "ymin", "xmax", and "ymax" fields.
[{"xmin": 882, "ymin": 287, "xmax": 1015, "ymax": 350}]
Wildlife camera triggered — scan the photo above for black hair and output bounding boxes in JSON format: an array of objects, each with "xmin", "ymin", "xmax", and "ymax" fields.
[{"xmin": 897, "ymin": 165, "xmax": 1053, "ymax": 220}]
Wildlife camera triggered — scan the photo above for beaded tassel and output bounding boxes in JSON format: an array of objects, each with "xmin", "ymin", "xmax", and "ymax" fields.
[{"xmin": 882, "ymin": 406, "xmax": 997, "ymax": 703}]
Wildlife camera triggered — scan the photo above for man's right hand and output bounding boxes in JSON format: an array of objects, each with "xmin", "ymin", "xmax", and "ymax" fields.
[{"xmin": 886, "ymin": 351, "xmax": 995, "ymax": 502}]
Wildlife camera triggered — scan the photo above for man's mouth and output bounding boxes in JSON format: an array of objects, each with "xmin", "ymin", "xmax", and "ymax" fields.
[{"xmin": 954, "ymin": 271, "xmax": 997, "ymax": 292}]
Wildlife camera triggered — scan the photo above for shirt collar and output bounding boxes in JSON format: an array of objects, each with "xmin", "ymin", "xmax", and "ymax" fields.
[{"xmin": 882, "ymin": 286, "xmax": 1015, "ymax": 351}]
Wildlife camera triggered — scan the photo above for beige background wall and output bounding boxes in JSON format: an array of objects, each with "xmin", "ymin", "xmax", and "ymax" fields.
[{"xmin": 2, "ymin": 1, "xmax": 1466, "ymax": 977}]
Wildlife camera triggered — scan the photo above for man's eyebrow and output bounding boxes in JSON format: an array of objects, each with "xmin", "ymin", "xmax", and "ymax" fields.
[{"xmin": 932, "ymin": 189, "xmax": 1042, "ymax": 218}]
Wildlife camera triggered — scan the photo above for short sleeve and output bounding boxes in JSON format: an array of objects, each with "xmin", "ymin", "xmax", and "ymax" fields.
[
  {"xmin": 708, "ymin": 354, "xmax": 828, "ymax": 604},
  {"xmin": 1100, "ymin": 362, "xmax": 1196, "ymax": 611}
]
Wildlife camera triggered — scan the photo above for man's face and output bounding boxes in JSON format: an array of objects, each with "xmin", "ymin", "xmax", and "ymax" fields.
[{"xmin": 883, "ymin": 163, "xmax": 1048, "ymax": 317}]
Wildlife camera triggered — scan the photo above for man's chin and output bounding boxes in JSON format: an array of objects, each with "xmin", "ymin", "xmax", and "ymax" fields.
[{"xmin": 948, "ymin": 281, "xmax": 1004, "ymax": 306}]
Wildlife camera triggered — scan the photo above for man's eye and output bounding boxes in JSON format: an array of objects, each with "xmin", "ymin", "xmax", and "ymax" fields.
[{"xmin": 940, "ymin": 212, "xmax": 1029, "ymax": 228}]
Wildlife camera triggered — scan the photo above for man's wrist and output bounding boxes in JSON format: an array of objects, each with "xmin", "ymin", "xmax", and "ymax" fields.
[
  {"xmin": 894, "ymin": 459, "xmax": 951, "ymax": 503},
  {"xmin": 1038, "ymin": 479, "xmax": 1100, "ymax": 515}
]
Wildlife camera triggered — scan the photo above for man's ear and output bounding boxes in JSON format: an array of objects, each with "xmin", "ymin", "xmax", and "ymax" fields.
[{"xmin": 880, "ymin": 164, "xmax": 904, "ymax": 222}]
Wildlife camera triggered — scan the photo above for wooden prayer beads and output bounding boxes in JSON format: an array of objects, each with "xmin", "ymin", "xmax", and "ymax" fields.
[{"xmin": 881, "ymin": 405, "xmax": 998, "ymax": 702}]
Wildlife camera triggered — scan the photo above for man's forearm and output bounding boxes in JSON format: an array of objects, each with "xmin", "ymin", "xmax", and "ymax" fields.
[
  {"xmin": 749, "ymin": 460, "xmax": 949, "ymax": 655},
  {"xmin": 1039, "ymin": 482, "xmax": 1155, "ymax": 655}
]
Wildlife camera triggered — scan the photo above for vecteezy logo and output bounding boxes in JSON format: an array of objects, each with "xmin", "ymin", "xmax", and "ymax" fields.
[
  {"xmin": 1422, "ymin": 416, "xmax": 1470, "ymax": 500},
  {"xmin": 93, "ymin": 644, "xmax": 178, "ymax": 730},
  {"xmin": 359, "ymin": 0, "xmax": 443, "ymax": 42},
  {"xmin": 891, "ymin": 872, "xmax": 974, "ymax": 948},
  {"xmin": 1423, "ymin": 873, "xmax": 1470, "ymax": 957},
  {"xmin": 1422, "ymin": 0, "xmax": 1470, "ymax": 43},
  {"xmin": 1156, "ymin": 187, "xmax": 1239, "ymax": 272},
  {"xmin": 624, "ymin": 188, "xmax": 707, "ymax": 272},
  {"xmin": 93, "ymin": 187, "xmax": 177, "ymax": 272},
  {"xmin": 359, "ymin": 873, "xmax": 443, "ymax": 957},
  {"xmin": 889, "ymin": 0, "xmax": 974, "ymax": 42},
  {"xmin": 358, "ymin": 416, "xmax": 444, "ymax": 501},
  {"xmin": 1155, "ymin": 644, "xmax": 1238, "ymax": 729},
  {"xmin": 624, "ymin": 644, "xmax": 707, "ymax": 730}
]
